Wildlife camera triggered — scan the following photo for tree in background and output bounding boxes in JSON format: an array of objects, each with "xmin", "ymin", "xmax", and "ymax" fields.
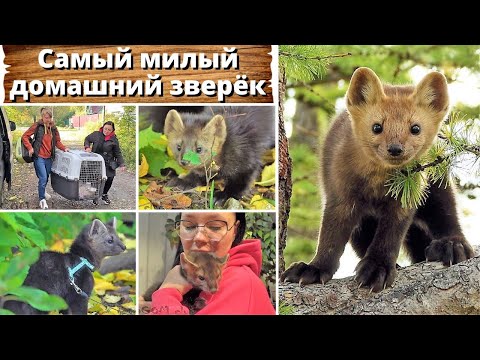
[{"xmin": 279, "ymin": 45, "xmax": 480, "ymax": 272}]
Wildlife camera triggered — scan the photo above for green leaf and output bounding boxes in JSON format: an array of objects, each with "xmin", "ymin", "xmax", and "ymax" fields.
[
  {"xmin": 9, "ymin": 286, "xmax": 68, "ymax": 311},
  {"xmin": 0, "ymin": 214, "xmax": 20, "ymax": 231},
  {"xmin": 18, "ymin": 226, "xmax": 46, "ymax": 249},
  {"xmin": 0, "ymin": 223, "xmax": 20, "ymax": 246},
  {"xmin": 0, "ymin": 309, "xmax": 14, "ymax": 315},
  {"xmin": 139, "ymin": 126, "xmax": 168, "ymax": 151},
  {"xmin": 164, "ymin": 159, "xmax": 186, "ymax": 176},
  {"xmin": 0, "ymin": 248, "xmax": 39, "ymax": 294},
  {"xmin": 141, "ymin": 146, "xmax": 169, "ymax": 178},
  {"xmin": 13, "ymin": 213, "xmax": 37, "ymax": 227},
  {"xmin": 183, "ymin": 151, "xmax": 201, "ymax": 166}
]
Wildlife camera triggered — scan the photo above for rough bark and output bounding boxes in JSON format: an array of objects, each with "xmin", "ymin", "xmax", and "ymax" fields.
[
  {"xmin": 279, "ymin": 248, "xmax": 480, "ymax": 315},
  {"xmin": 98, "ymin": 250, "xmax": 136, "ymax": 275},
  {"xmin": 278, "ymin": 66, "xmax": 292, "ymax": 274}
]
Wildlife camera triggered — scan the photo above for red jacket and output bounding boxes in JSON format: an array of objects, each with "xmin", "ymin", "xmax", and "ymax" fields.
[{"xmin": 150, "ymin": 239, "xmax": 276, "ymax": 315}]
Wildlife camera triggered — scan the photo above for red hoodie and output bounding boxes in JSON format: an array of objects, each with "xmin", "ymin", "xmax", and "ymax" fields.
[{"xmin": 150, "ymin": 239, "xmax": 276, "ymax": 315}]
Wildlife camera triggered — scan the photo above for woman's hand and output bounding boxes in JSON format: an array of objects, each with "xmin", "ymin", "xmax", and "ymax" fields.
[
  {"xmin": 118, "ymin": 165, "xmax": 126, "ymax": 171},
  {"xmin": 160, "ymin": 265, "xmax": 192, "ymax": 295},
  {"xmin": 28, "ymin": 148, "xmax": 34, "ymax": 157},
  {"xmin": 64, "ymin": 148, "xmax": 70, "ymax": 152},
  {"xmin": 85, "ymin": 148, "xmax": 92, "ymax": 153}
]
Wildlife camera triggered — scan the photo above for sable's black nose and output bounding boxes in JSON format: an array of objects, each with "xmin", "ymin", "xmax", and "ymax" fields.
[
  {"xmin": 387, "ymin": 144, "xmax": 403, "ymax": 156},
  {"xmin": 181, "ymin": 160, "xmax": 189, "ymax": 166},
  {"xmin": 119, "ymin": 242, "xmax": 126, "ymax": 251}
]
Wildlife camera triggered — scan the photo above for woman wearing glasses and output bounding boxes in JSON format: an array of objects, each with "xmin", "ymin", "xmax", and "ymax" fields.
[{"xmin": 149, "ymin": 212, "xmax": 275, "ymax": 315}]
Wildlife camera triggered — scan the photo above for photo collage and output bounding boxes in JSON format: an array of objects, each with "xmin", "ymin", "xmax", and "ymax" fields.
[{"xmin": 1, "ymin": 45, "xmax": 479, "ymax": 315}]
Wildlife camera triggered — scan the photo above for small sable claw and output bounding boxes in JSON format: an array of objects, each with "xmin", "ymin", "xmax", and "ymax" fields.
[
  {"xmin": 369, "ymin": 287, "xmax": 374, "ymax": 294},
  {"xmin": 321, "ymin": 279, "xmax": 325, "ymax": 285},
  {"xmin": 383, "ymin": 283, "xmax": 387, "ymax": 290},
  {"xmin": 450, "ymin": 260, "xmax": 452, "ymax": 267},
  {"xmin": 299, "ymin": 279, "xmax": 304, "ymax": 287},
  {"xmin": 357, "ymin": 282, "xmax": 363, "ymax": 289}
]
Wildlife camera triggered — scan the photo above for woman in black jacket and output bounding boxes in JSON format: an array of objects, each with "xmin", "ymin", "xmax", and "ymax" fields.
[{"xmin": 84, "ymin": 121, "xmax": 125, "ymax": 205}]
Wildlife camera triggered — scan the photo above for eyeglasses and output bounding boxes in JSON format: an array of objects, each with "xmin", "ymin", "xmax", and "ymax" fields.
[{"xmin": 175, "ymin": 220, "xmax": 234, "ymax": 242}]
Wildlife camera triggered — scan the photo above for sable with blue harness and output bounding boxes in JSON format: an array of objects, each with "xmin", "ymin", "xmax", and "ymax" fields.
[{"xmin": 68, "ymin": 257, "xmax": 94, "ymax": 298}]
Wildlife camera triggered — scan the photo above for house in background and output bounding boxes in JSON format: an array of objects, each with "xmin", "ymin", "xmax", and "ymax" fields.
[{"xmin": 70, "ymin": 106, "xmax": 105, "ymax": 129}]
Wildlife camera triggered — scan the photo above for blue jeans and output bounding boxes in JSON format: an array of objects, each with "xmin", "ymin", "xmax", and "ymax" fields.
[{"xmin": 33, "ymin": 157, "xmax": 53, "ymax": 201}]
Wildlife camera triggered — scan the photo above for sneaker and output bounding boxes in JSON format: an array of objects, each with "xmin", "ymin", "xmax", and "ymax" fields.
[
  {"xmin": 101, "ymin": 194, "xmax": 111, "ymax": 205},
  {"xmin": 39, "ymin": 199, "xmax": 48, "ymax": 209},
  {"xmin": 45, "ymin": 192, "xmax": 52, "ymax": 201}
]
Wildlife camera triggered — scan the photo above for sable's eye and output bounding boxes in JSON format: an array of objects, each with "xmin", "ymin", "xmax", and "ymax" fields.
[
  {"xmin": 372, "ymin": 124, "xmax": 383, "ymax": 134},
  {"xmin": 196, "ymin": 147, "xmax": 202, "ymax": 154},
  {"xmin": 107, "ymin": 239, "xmax": 114, "ymax": 244},
  {"xmin": 411, "ymin": 125, "xmax": 421, "ymax": 135},
  {"xmin": 198, "ymin": 276, "xmax": 205, "ymax": 281},
  {"xmin": 177, "ymin": 144, "xmax": 182, "ymax": 151}
]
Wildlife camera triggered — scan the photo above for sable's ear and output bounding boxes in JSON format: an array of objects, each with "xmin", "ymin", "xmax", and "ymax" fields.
[
  {"xmin": 90, "ymin": 219, "xmax": 108, "ymax": 237},
  {"xmin": 202, "ymin": 115, "xmax": 227, "ymax": 142},
  {"xmin": 180, "ymin": 252, "xmax": 198, "ymax": 268},
  {"xmin": 106, "ymin": 217, "xmax": 117, "ymax": 230},
  {"xmin": 218, "ymin": 254, "xmax": 229, "ymax": 265},
  {"xmin": 164, "ymin": 110, "xmax": 184, "ymax": 138},
  {"xmin": 412, "ymin": 72, "xmax": 449, "ymax": 113},
  {"xmin": 346, "ymin": 67, "xmax": 385, "ymax": 108}
]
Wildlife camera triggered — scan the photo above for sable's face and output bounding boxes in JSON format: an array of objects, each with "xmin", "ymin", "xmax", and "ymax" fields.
[
  {"xmin": 164, "ymin": 110, "xmax": 227, "ymax": 171},
  {"xmin": 351, "ymin": 98, "xmax": 443, "ymax": 168},
  {"xmin": 347, "ymin": 67, "xmax": 449, "ymax": 169}
]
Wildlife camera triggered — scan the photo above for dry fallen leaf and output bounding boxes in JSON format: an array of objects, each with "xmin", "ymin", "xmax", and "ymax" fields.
[
  {"xmin": 144, "ymin": 181, "xmax": 192, "ymax": 209},
  {"xmin": 104, "ymin": 295, "xmax": 122, "ymax": 304}
]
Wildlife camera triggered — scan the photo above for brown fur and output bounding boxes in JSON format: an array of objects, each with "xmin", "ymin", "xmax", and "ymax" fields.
[{"xmin": 281, "ymin": 67, "xmax": 474, "ymax": 292}]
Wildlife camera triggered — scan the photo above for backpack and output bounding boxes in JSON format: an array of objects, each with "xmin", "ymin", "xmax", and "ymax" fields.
[{"xmin": 15, "ymin": 124, "xmax": 39, "ymax": 164}]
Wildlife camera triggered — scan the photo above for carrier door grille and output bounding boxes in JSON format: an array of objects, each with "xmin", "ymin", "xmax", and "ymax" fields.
[{"xmin": 79, "ymin": 161, "xmax": 103, "ymax": 198}]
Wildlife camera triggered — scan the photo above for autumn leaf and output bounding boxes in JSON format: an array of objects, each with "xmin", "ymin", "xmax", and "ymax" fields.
[
  {"xmin": 115, "ymin": 270, "xmax": 136, "ymax": 282},
  {"xmin": 121, "ymin": 302, "xmax": 136, "ymax": 310},
  {"xmin": 255, "ymin": 161, "xmax": 276, "ymax": 187},
  {"xmin": 139, "ymin": 196, "xmax": 154, "ymax": 210},
  {"xmin": 144, "ymin": 181, "xmax": 192, "ymax": 209},
  {"xmin": 49, "ymin": 239, "xmax": 65, "ymax": 253},
  {"xmin": 249, "ymin": 195, "xmax": 275, "ymax": 210},
  {"xmin": 139, "ymin": 154, "xmax": 149, "ymax": 177},
  {"xmin": 104, "ymin": 294, "xmax": 122, "ymax": 304},
  {"xmin": 94, "ymin": 278, "xmax": 117, "ymax": 292}
]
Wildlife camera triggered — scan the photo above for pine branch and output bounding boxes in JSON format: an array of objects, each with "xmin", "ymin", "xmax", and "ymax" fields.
[{"xmin": 407, "ymin": 156, "xmax": 446, "ymax": 174}]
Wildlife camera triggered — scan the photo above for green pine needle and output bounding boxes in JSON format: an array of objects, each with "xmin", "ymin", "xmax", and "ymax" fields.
[
  {"xmin": 279, "ymin": 45, "xmax": 330, "ymax": 82},
  {"xmin": 386, "ymin": 167, "xmax": 429, "ymax": 209}
]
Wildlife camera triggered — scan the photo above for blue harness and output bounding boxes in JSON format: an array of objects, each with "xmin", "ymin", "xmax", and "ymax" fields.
[{"xmin": 67, "ymin": 257, "xmax": 95, "ymax": 298}]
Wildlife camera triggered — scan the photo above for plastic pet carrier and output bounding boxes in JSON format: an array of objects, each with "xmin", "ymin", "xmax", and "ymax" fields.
[{"xmin": 51, "ymin": 150, "xmax": 107, "ymax": 201}]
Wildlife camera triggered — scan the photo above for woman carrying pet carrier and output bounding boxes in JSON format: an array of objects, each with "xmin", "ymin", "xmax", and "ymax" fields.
[
  {"xmin": 22, "ymin": 107, "xmax": 70, "ymax": 210},
  {"xmin": 84, "ymin": 121, "xmax": 125, "ymax": 205}
]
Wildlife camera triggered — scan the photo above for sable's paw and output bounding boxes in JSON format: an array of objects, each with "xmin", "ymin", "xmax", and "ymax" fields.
[
  {"xmin": 355, "ymin": 257, "xmax": 397, "ymax": 292},
  {"xmin": 425, "ymin": 236, "xmax": 474, "ymax": 266},
  {"xmin": 280, "ymin": 262, "xmax": 334, "ymax": 286}
]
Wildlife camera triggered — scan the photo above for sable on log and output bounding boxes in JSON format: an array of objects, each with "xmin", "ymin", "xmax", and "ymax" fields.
[{"xmin": 279, "ymin": 247, "xmax": 480, "ymax": 315}]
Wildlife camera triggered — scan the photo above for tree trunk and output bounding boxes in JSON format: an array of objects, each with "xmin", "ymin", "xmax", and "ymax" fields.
[
  {"xmin": 279, "ymin": 248, "xmax": 480, "ymax": 315},
  {"xmin": 290, "ymin": 101, "xmax": 320, "ymax": 149},
  {"xmin": 278, "ymin": 66, "xmax": 292, "ymax": 274}
]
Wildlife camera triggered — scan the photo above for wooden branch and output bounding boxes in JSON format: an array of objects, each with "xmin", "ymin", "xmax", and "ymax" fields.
[
  {"xmin": 98, "ymin": 250, "xmax": 136, "ymax": 275},
  {"xmin": 279, "ymin": 247, "xmax": 480, "ymax": 315}
]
